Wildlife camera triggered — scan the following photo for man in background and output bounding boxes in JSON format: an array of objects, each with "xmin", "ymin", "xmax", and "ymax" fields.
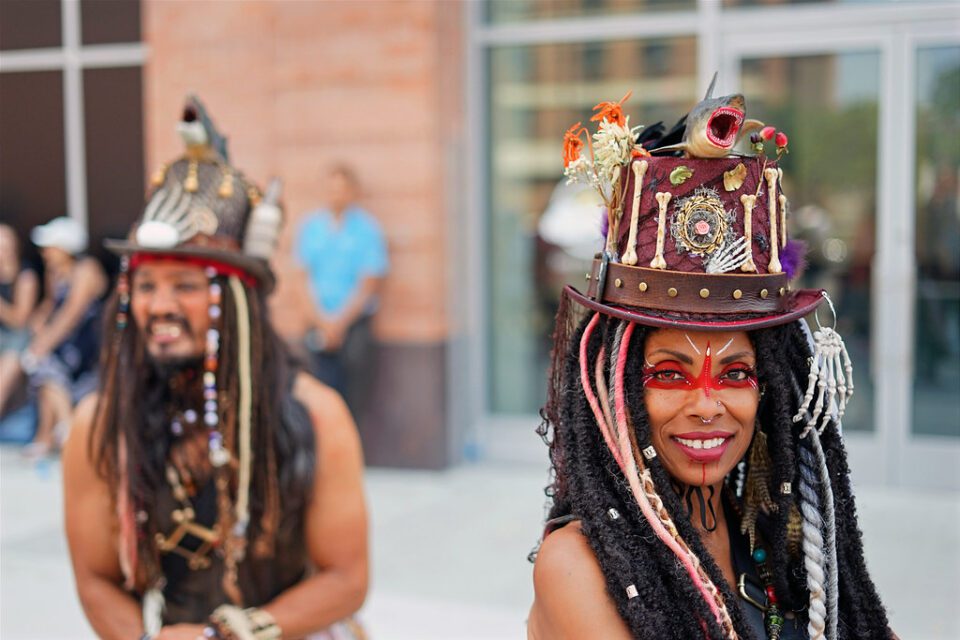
[{"xmin": 297, "ymin": 165, "xmax": 388, "ymax": 417}]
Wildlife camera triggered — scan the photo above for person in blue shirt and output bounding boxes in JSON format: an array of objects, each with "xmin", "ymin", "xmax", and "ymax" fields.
[{"xmin": 296, "ymin": 165, "xmax": 388, "ymax": 412}]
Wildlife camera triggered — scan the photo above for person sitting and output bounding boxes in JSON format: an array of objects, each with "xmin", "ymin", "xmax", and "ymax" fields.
[
  {"xmin": 0, "ymin": 223, "xmax": 40, "ymax": 440},
  {"xmin": 16, "ymin": 217, "xmax": 107, "ymax": 459}
]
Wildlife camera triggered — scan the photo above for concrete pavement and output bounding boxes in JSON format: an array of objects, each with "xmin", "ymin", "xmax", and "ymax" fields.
[{"xmin": 1, "ymin": 447, "xmax": 957, "ymax": 639}]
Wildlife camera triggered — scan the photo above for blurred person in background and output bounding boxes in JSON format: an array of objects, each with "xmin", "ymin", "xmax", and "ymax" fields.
[
  {"xmin": 0, "ymin": 217, "xmax": 107, "ymax": 459},
  {"xmin": 0, "ymin": 223, "xmax": 40, "ymax": 409},
  {"xmin": 63, "ymin": 96, "xmax": 368, "ymax": 640},
  {"xmin": 296, "ymin": 165, "xmax": 387, "ymax": 418}
]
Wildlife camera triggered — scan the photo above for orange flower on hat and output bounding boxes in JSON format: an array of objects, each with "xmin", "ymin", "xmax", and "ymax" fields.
[
  {"xmin": 590, "ymin": 91, "xmax": 632, "ymax": 127},
  {"xmin": 563, "ymin": 122, "xmax": 585, "ymax": 168}
]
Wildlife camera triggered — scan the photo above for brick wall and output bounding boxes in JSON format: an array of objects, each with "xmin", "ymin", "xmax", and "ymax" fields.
[{"xmin": 143, "ymin": 0, "xmax": 464, "ymax": 467}]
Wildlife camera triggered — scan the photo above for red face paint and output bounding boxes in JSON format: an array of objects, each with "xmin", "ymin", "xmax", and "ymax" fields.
[
  {"xmin": 695, "ymin": 343, "xmax": 713, "ymax": 398},
  {"xmin": 642, "ymin": 341, "xmax": 758, "ymax": 396}
]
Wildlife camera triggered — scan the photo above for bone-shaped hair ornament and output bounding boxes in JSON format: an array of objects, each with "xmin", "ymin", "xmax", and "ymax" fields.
[
  {"xmin": 621, "ymin": 160, "xmax": 648, "ymax": 266},
  {"xmin": 650, "ymin": 192, "xmax": 671, "ymax": 270}
]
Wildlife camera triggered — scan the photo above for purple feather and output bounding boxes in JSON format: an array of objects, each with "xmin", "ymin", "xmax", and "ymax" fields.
[
  {"xmin": 598, "ymin": 206, "xmax": 609, "ymax": 239},
  {"xmin": 780, "ymin": 238, "xmax": 808, "ymax": 280}
]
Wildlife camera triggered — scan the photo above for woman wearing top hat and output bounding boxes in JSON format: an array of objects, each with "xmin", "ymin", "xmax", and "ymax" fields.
[{"xmin": 527, "ymin": 90, "xmax": 895, "ymax": 639}]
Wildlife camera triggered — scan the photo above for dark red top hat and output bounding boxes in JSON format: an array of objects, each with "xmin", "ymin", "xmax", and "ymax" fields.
[{"xmin": 562, "ymin": 92, "xmax": 822, "ymax": 331}]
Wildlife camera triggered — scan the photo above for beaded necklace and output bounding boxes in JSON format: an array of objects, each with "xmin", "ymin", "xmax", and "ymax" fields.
[
  {"xmin": 204, "ymin": 271, "xmax": 230, "ymax": 468},
  {"xmin": 726, "ymin": 485, "xmax": 790, "ymax": 640},
  {"xmin": 751, "ymin": 545, "xmax": 785, "ymax": 639},
  {"xmin": 153, "ymin": 269, "xmax": 230, "ymax": 574}
]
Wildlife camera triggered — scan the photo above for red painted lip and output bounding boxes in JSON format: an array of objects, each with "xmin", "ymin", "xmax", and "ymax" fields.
[{"xmin": 670, "ymin": 432, "xmax": 734, "ymax": 463}]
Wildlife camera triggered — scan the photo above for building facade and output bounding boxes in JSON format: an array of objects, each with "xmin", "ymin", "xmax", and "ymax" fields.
[{"xmin": 1, "ymin": 0, "xmax": 957, "ymax": 486}]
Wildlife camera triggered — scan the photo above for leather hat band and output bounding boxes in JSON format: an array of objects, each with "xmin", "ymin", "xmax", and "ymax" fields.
[{"xmin": 585, "ymin": 258, "xmax": 790, "ymax": 315}]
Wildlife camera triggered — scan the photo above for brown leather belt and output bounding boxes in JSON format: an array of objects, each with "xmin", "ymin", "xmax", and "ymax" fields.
[{"xmin": 584, "ymin": 258, "xmax": 789, "ymax": 314}]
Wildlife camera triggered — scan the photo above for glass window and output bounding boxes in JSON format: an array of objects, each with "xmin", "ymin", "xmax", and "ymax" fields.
[
  {"xmin": 723, "ymin": 0, "xmax": 886, "ymax": 7},
  {"xmin": 913, "ymin": 45, "xmax": 960, "ymax": 437},
  {"xmin": 81, "ymin": 0, "xmax": 140, "ymax": 45},
  {"xmin": 83, "ymin": 67, "xmax": 144, "ymax": 267},
  {"xmin": 741, "ymin": 51, "xmax": 880, "ymax": 433},
  {"xmin": 0, "ymin": 0, "xmax": 61, "ymax": 51},
  {"xmin": 0, "ymin": 71, "xmax": 67, "ymax": 240},
  {"xmin": 487, "ymin": 37, "xmax": 697, "ymax": 414},
  {"xmin": 486, "ymin": 0, "xmax": 694, "ymax": 24}
]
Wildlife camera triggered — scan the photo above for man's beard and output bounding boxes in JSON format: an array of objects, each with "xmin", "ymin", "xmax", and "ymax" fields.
[
  {"xmin": 141, "ymin": 314, "xmax": 204, "ymax": 378},
  {"xmin": 147, "ymin": 354, "xmax": 204, "ymax": 381}
]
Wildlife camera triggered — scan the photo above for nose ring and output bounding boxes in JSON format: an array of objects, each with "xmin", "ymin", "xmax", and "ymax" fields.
[{"xmin": 699, "ymin": 416, "xmax": 714, "ymax": 425}]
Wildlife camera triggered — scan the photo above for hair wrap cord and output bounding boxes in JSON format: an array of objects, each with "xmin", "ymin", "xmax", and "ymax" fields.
[
  {"xmin": 798, "ymin": 440, "xmax": 828, "ymax": 639},
  {"xmin": 806, "ymin": 428, "xmax": 839, "ymax": 639},
  {"xmin": 611, "ymin": 321, "xmax": 736, "ymax": 638},
  {"xmin": 608, "ymin": 321, "xmax": 627, "ymax": 441},
  {"xmin": 594, "ymin": 346, "xmax": 615, "ymax": 437},
  {"xmin": 116, "ymin": 435, "xmax": 136, "ymax": 590},
  {"xmin": 795, "ymin": 320, "xmax": 840, "ymax": 639},
  {"xmin": 580, "ymin": 313, "xmax": 623, "ymax": 469},
  {"xmin": 228, "ymin": 275, "xmax": 254, "ymax": 547}
]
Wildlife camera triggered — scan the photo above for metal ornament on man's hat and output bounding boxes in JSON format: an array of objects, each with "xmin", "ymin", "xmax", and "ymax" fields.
[{"xmin": 105, "ymin": 95, "xmax": 282, "ymax": 291}]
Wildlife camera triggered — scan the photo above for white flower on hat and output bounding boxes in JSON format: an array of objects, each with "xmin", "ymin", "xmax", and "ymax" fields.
[
  {"xmin": 592, "ymin": 116, "xmax": 641, "ymax": 184},
  {"xmin": 563, "ymin": 155, "xmax": 593, "ymax": 186},
  {"xmin": 31, "ymin": 216, "xmax": 88, "ymax": 255}
]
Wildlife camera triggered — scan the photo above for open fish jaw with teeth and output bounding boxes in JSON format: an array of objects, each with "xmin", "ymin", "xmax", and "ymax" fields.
[
  {"xmin": 681, "ymin": 93, "xmax": 751, "ymax": 158},
  {"xmin": 656, "ymin": 79, "xmax": 763, "ymax": 158},
  {"xmin": 675, "ymin": 436, "xmax": 727, "ymax": 449},
  {"xmin": 706, "ymin": 106, "xmax": 745, "ymax": 148}
]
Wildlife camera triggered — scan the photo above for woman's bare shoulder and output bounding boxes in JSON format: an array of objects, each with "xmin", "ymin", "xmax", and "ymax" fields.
[{"xmin": 528, "ymin": 522, "xmax": 633, "ymax": 640}]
